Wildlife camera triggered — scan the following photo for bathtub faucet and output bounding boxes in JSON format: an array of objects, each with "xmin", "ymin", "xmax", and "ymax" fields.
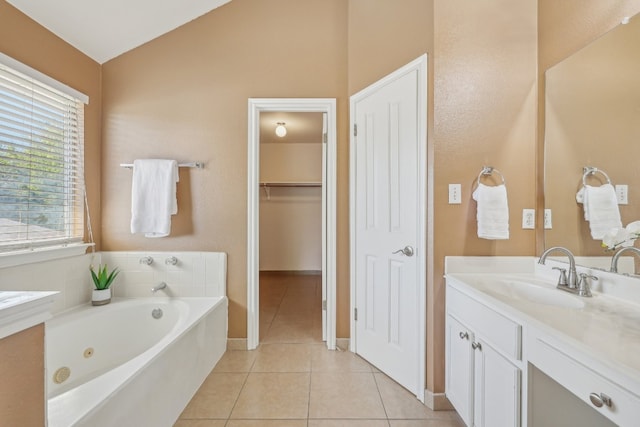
[
  {"xmin": 139, "ymin": 256, "xmax": 154, "ymax": 265},
  {"xmin": 151, "ymin": 282, "xmax": 167, "ymax": 293},
  {"xmin": 165, "ymin": 256, "xmax": 178, "ymax": 266}
]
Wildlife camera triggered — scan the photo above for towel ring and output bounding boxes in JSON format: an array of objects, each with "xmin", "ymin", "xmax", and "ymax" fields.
[
  {"xmin": 477, "ymin": 166, "xmax": 506, "ymax": 186},
  {"xmin": 582, "ymin": 166, "xmax": 611, "ymax": 186}
]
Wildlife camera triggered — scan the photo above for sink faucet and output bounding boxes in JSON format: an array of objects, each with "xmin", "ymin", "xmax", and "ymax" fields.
[
  {"xmin": 610, "ymin": 246, "xmax": 640, "ymax": 273},
  {"xmin": 151, "ymin": 282, "xmax": 167, "ymax": 293},
  {"xmin": 539, "ymin": 246, "xmax": 596, "ymax": 297},
  {"xmin": 538, "ymin": 246, "xmax": 579, "ymax": 288}
]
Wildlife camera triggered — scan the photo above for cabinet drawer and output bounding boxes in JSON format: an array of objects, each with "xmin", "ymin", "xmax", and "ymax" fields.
[
  {"xmin": 530, "ymin": 337, "xmax": 640, "ymax": 426},
  {"xmin": 447, "ymin": 285, "xmax": 521, "ymax": 360}
]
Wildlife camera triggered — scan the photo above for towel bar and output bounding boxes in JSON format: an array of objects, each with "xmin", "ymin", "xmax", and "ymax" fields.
[
  {"xmin": 582, "ymin": 166, "xmax": 611, "ymax": 186},
  {"xmin": 478, "ymin": 166, "xmax": 506, "ymax": 185},
  {"xmin": 120, "ymin": 162, "xmax": 204, "ymax": 169}
]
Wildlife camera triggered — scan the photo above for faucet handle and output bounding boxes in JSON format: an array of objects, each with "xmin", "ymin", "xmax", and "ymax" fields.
[
  {"xmin": 577, "ymin": 273, "xmax": 598, "ymax": 297},
  {"xmin": 552, "ymin": 266, "xmax": 568, "ymax": 286}
]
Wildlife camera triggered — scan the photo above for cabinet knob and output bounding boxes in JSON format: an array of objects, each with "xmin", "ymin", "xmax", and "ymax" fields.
[
  {"xmin": 589, "ymin": 392, "xmax": 612, "ymax": 408},
  {"xmin": 459, "ymin": 331, "xmax": 469, "ymax": 340},
  {"xmin": 471, "ymin": 342, "xmax": 482, "ymax": 351}
]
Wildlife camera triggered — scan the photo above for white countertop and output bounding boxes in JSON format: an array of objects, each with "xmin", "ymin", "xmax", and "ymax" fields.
[
  {"xmin": 0, "ymin": 291, "xmax": 59, "ymax": 339},
  {"xmin": 446, "ymin": 273, "xmax": 640, "ymax": 393}
]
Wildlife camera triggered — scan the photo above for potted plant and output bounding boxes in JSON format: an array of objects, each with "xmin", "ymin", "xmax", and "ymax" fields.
[{"xmin": 90, "ymin": 264, "xmax": 119, "ymax": 306}]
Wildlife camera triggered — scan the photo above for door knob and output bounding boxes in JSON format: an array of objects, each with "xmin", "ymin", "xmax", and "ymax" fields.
[{"xmin": 392, "ymin": 246, "xmax": 414, "ymax": 257}]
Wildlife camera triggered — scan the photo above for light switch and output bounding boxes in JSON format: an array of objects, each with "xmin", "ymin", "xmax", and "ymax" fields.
[
  {"xmin": 449, "ymin": 184, "xmax": 461, "ymax": 204},
  {"xmin": 616, "ymin": 184, "xmax": 629, "ymax": 205}
]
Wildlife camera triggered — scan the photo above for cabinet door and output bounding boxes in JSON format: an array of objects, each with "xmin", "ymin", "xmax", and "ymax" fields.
[
  {"xmin": 473, "ymin": 339, "xmax": 521, "ymax": 427},
  {"xmin": 446, "ymin": 315, "xmax": 474, "ymax": 426}
]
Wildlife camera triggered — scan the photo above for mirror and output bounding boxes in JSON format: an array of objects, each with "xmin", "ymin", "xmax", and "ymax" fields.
[{"xmin": 544, "ymin": 14, "xmax": 640, "ymax": 269}]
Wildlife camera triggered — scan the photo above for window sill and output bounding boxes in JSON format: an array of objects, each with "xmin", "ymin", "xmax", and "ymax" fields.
[{"xmin": 0, "ymin": 243, "xmax": 94, "ymax": 269}]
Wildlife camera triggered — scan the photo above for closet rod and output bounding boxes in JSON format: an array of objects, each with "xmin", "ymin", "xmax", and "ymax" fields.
[{"xmin": 260, "ymin": 182, "xmax": 321, "ymax": 188}]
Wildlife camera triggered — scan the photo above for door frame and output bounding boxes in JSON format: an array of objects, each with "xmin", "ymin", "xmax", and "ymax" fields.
[
  {"xmin": 247, "ymin": 98, "xmax": 337, "ymax": 350},
  {"xmin": 349, "ymin": 55, "xmax": 428, "ymax": 401}
]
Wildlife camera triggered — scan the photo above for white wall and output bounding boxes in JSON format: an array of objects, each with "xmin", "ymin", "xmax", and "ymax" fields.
[{"xmin": 260, "ymin": 143, "xmax": 322, "ymax": 271}]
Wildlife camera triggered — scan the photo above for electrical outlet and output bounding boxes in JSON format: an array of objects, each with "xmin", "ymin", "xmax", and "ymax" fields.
[
  {"xmin": 448, "ymin": 184, "xmax": 461, "ymax": 204},
  {"xmin": 544, "ymin": 209, "xmax": 552, "ymax": 229},
  {"xmin": 522, "ymin": 209, "xmax": 535, "ymax": 229},
  {"xmin": 616, "ymin": 184, "xmax": 629, "ymax": 205}
]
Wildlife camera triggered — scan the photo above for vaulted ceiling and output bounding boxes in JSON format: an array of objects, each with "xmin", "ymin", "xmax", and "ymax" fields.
[{"xmin": 6, "ymin": 0, "xmax": 232, "ymax": 64}]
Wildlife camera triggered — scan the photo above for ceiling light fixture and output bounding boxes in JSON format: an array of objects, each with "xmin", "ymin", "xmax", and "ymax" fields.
[{"xmin": 275, "ymin": 122, "xmax": 287, "ymax": 137}]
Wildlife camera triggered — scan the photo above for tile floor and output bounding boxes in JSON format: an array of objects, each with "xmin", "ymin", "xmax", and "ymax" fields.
[{"xmin": 175, "ymin": 273, "xmax": 464, "ymax": 427}]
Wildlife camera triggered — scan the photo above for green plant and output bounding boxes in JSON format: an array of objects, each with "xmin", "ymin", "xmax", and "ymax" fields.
[{"xmin": 90, "ymin": 264, "xmax": 120, "ymax": 290}]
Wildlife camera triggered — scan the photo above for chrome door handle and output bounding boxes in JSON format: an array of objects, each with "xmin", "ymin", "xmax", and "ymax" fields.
[{"xmin": 392, "ymin": 246, "xmax": 414, "ymax": 257}]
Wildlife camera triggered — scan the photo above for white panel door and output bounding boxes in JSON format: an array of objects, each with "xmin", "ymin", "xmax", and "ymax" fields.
[{"xmin": 353, "ymin": 66, "xmax": 420, "ymax": 394}]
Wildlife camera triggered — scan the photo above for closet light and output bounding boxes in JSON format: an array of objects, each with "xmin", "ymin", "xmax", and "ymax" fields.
[{"xmin": 275, "ymin": 122, "xmax": 287, "ymax": 137}]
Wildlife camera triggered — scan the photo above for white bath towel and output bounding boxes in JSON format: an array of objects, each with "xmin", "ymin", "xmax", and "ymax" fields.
[
  {"xmin": 472, "ymin": 183, "xmax": 510, "ymax": 240},
  {"xmin": 576, "ymin": 184, "xmax": 621, "ymax": 239},
  {"xmin": 130, "ymin": 159, "xmax": 179, "ymax": 238}
]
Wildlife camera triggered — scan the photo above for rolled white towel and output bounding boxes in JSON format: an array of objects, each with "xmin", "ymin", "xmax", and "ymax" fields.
[{"xmin": 472, "ymin": 183, "xmax": 509, "ymax": 240}]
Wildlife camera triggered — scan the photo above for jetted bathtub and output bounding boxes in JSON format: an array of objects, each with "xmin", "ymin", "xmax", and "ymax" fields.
[{"xmin": 46, "ymin": 296, "xmax": 227, "ymax": 427}]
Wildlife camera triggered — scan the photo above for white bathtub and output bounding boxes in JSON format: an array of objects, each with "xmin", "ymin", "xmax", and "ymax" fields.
[{"xmin": 46, "ymin": 297, "xmax": 227, "ymax": 427}]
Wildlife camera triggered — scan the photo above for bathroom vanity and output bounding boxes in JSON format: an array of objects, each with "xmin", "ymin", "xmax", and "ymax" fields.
[{"xmin": 445, "ymin": 257, "xmax": 640, "ymax": 427}]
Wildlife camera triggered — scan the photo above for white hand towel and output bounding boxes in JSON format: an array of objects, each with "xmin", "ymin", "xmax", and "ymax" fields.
[
  {"xmin": 472, "ymin": 183, "xmax": 509, "ymax": 240},
  {"xmin": 130, "ymin": 159, "xmax": 179, "ymax": 238},
  {"xmin": 578, "ymin": 184, "xmax": 622, "ymax": 239}
]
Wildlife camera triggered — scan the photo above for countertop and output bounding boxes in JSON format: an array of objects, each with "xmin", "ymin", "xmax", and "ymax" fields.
[
  {"xmin": 446, "ymin": 271, "xmax": 640, "ymax": 394},
  {"xmin": 0, "ymin": 291, "xmax": 59, "ymax": 339}
]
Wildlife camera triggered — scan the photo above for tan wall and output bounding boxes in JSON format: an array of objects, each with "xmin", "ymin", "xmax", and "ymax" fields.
[
  {"xmin": 432, "ymin": 0, "xmax": 538, "ymax": 393},
  {"xmin": 0, "ymin": 0, "xmax": 102, "ymax": 249},
  {"xmin": 260, "ymin": 143, "xmax": 322, "ymax": 271},
  {"xmin": 0, "ymin": 325, "xmax": 45, "ymax": 426},
  {"xmin": 101, "ymin": 0, "xmax": 348, "ymax": 338}
]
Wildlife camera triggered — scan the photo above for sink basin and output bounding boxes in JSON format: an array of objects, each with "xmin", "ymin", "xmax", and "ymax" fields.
[{"xmin": 498, "ymin": 279, "xmax": 585, "ymax": 309}]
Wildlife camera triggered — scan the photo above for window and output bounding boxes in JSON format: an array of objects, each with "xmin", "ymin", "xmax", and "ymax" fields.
[{"xmin": 0, "ymin": 54, "xmax": 88, "ymax": 253}]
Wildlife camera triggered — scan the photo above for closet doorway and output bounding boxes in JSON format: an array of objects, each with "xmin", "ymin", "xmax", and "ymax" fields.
[{"xmin": 247, "ymin": 99, "xmax": 337, "ymax": 350}]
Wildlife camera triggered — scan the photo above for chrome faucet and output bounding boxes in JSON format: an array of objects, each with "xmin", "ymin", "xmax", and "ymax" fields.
[
  {"xmin": 151, "ymin": 282, "xmax": 167, "ymax": 293},
  {"xmin": 165, "ymin": 256, "xmax": 178, "ymax": 266},
  {"xmin": 139, "ymin": 256, "xmax": 154, "ymax": 265},
  {"xmin": 538, "ymin": 246, "xmax": 596, "ymax": 297},
  {"xmin": 610, "ymin": 246, "xmax": 640, "ymax": 273},
  {"xmin": 538, "ymin": 246, "xmax": 579, "ymax": 288}
]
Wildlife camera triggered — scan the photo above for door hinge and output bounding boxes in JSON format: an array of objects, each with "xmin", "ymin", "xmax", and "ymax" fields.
[
  {"xmin": 353, "ymin": 123, "xmax": 358, "ymax": 137},
  {"xmin": 322, "ymin": 300, "xmax": 327, "ymax": 310},
  {"xmin": 323, "ymin": 133, "xmax": 327, "ymax": 144},
  {"xmin": 354, "ymin": 307, "xmax": 358, "ymax": 321}
]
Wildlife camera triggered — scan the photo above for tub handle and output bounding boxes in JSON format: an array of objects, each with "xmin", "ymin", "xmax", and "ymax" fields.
[{"xmin": 165, "ymin": 256, "xmax": 178, "ymax": 266}]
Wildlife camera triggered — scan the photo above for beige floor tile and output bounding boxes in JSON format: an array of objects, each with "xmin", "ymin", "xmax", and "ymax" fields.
[
  {"xmin": 226, "ymin": 420, "xmax": 307, "ymax": 427},
  {"xmin": 388, "ymin": 419, "xmax": 466, "ymax": 427},
  {"xmin": 213, "ymin": 350, "xmax": 257, "ymax": 373},
  {"xmin": 309, "ymin": 372, "xmax": 386, "ymax": 419},
  {"xmin": 375, "ymin": 373, "xmax": 454, "ymax": 420},
  {"xmin": 308, "ymin": 420, "xmax": 390, "ymax": 427},
  {"xmin": 174, "ymin": 420, "xmax": 227, "ymax": 427},
  {"xmin": 180, "ymin": 373, "xmax": 247, "ymax": 419},
  {"xmin": 310, "ymin": 344, "xmax": 372, "ymax": 372},
  {"xmin": 252, "ymin": 343, "xmax": 312, "ymax": 372},
  {"xmin": 231, "ymin": 372, "xmax": 311, "ymax": 419},
  {"xmin": 262, "ymin": 318, "xmax": 323, "ymax": 343}
]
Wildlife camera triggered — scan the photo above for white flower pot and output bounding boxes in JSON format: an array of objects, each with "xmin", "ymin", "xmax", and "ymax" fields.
[{"xmin": 92, "ymin": 288, "xmax": 111, "ymax": 306}]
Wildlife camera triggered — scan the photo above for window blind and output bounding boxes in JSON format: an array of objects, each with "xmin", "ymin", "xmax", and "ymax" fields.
[{"xmin": 0, "ymin": 60, "xmax": 86, "ymax": 251}]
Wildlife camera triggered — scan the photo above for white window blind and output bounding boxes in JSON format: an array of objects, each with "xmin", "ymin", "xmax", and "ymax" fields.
[{"xmin": 0, "ymin": 59, "xmax": 86, "ymax": 252}]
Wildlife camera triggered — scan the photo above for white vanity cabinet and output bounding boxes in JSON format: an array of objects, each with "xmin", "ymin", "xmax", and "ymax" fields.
[{"xmin": 446, "ymin": 283, "xmax": 522, "ymax": 427}]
